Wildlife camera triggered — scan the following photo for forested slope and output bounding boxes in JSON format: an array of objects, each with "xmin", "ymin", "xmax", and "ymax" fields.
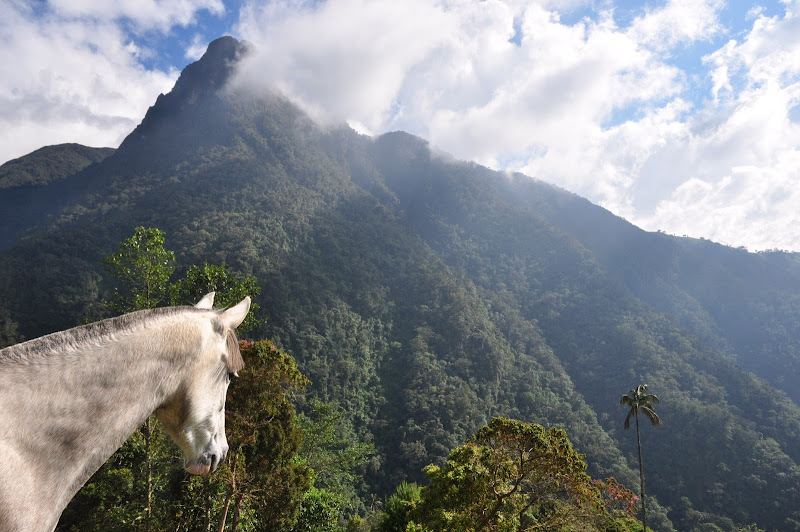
[
  {"xmin": 2, "ymin": 36, "xmax": 800, "ymax": 531},
  {"xmin": 0, "ymin": 143, "xmax": 114, "ymax": 189},
  {"xmin": 0, "ymin": 144, "xmax": 115, "ymax": 251}
]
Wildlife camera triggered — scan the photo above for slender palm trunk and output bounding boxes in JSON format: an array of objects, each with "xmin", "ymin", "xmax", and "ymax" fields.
[{"xmin": 635, "ymin": 411, "xmax": 647, "ymax": 532}]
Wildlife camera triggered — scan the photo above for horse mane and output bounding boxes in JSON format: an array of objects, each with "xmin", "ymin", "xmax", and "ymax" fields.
[{"xmin": 0, "ymin": 306, "xmax": 238, "ymax": 365}]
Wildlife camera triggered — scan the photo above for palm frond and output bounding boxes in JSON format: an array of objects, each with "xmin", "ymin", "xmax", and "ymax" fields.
[
  {"xmin": 640, "ymin": 405, "xmax": 664, "ymax": 426},
  {"xmin": 620, "ymin": 394, "xmax": 633, "ymax": 407},
  {"xmin": 623, "ymin": 408, "xmax": 635, "ymax": 430},
  {"xmin": 645, "ymin": 394, "xmax": 660, "ymax": 404}
]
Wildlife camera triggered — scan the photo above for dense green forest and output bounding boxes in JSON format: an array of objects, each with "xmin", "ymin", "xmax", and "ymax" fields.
[{"xmin": 3, "ymin": 36, "xmax": 800, "ymax": 531}]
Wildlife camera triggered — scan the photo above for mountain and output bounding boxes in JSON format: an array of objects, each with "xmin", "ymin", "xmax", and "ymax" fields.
[
  {"xmin": 0, "ymin": 143, "xmax": 114, "ymax": 189},
  {"xmin": 3, "ymin": 36, "xmax": 800, "ymax": 531},
  {"xmin": 0, "ymin": 143, "xmax": 115, "ymax": 251}
]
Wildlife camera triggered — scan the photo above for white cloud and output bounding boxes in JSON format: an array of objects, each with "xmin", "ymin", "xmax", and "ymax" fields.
[
  {"xmin": 48, "ymin": 0, "xmax": 225, "ymax": 32},
  {"xmin": 233, "ymin": 0, "xmax": 453, "ymax": 130},
  {"xmin": 627, "ymin": 0, "xmax": 800, "ymax": 250},
  {"xmin": 644, "ymin": 161, "xmax": 800, "ymax": 251},
  {"xmin": 425, "ymin": 5, "xmax": 687, "ymax": 178},
  {"xmin": 626, "ymin": 0, "xmax": 723, "ymax": 50},
  {"xmin": 186, "ymin": 33, "xmax": 210, "ymax": 60},
  {"xmin": 233, "ymin": 1, "xmax": 687, "ymax": 170}
]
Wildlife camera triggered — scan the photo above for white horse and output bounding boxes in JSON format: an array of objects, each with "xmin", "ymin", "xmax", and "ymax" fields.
[{"xmin": 0, "ymin": 293, "xmax": 250, "ymax": 532}]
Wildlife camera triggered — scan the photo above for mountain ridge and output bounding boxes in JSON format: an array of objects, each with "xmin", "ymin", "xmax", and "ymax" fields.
[{"xmin": 0, "ymin": 143, "xmax": 114, "ymax": 189}]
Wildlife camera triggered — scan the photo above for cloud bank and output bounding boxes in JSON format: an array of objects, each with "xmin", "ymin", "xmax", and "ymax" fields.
[{"xmin": 234, "ymin": 0, "xmax": 800, "ymax": 251}]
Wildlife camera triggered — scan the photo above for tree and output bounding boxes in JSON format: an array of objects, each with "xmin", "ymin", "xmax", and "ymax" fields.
[
  {"xmin": 0, "ymin": 306, "xmax": 23, "ymax": 348},
  {"xmin": 102, "ymin": 226, "xmax": 175, "ymax": 313},
  {"xmin": 214, "ymin": 340, "xmax": 311, "ymax": 531},
  {"xmin": 154, "ymin": 340, "xmax": 311, "ymax": 532},
  {"xmin": 376, "ymin": 481, "xmax": 421, "ymax": 532},
  {"xmin": 62, "ymin": 228, "xmax": 275, "ymax": 531},
  {"xmin": 620, "ymin": 384, "xmax": 663, "ymax": 532},
  {"xmin": 410, "ymin": 417, "xmax": 621, "ymax": 531},
  {"xmin": 295, "ymin": 400, "xmax": 376, "ymax": 519},
  {"xmin": 292, "ymin": 487, "xmax": 342, "ymax": 532},
  {"xmin": 99, "ymin": 226, "xmax": 176, "ymax": 531},
  {"xmin": 169, "ymin": 261, "xmax": 265, "ymax": 332}
]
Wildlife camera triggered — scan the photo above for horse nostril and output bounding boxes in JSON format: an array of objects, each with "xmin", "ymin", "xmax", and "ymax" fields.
[{"xmin": 210, "ymin": 454, "xmax": 218, "ymax": 471}]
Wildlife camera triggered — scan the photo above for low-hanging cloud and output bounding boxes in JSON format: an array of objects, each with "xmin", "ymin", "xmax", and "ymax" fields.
[
  {"xmin": 233, "ymin": 0, "xmax": 800, "ymax": 251},
  {"xmin": 232, "ymin": 0, "xmax": 453, "ymax": 131}
]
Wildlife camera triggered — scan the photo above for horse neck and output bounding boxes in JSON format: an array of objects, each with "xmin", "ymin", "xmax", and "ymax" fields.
[{"xmin": 0, "ymin": 314, "xmax": 202, "ymax": 521}]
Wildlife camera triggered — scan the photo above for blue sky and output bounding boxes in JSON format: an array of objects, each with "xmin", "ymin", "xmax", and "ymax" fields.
[{"xmin": 2, "ymin": 0, "xmax": 800, "ymax": 252}]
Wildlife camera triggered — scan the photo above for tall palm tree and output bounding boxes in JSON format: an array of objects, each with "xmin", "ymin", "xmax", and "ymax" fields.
[{"xmin": 621, "ymin": 384, "xmax": 663, "ymax": 532}]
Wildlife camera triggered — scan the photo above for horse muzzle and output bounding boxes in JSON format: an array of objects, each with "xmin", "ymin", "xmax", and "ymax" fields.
[{"xmin": 185, "ymin": 446, "xmax": 228, "ymax": 476}]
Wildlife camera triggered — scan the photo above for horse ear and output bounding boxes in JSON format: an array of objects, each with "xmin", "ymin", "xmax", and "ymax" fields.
[
  {"xmin": 221, "ymin": 297, "xmax": 251, "ymax": 330},
  {"xmin": 195, "ymin": 292, "xmax": 215, "ymax": 309}
]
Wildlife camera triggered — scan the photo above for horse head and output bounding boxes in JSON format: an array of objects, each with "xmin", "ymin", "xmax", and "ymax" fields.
[{"xmin": 156, "ymin": 293, "xmax": 250, "ymax": 476}]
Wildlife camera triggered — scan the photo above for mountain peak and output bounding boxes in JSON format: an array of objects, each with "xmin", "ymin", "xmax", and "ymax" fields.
[
  {"xmin": 119, "ymin": 36, "xmax": 252, "ymax": 154},
  {"xmin": 170, "ymin": 36, "xmax": 252, "ymax": 101}
]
